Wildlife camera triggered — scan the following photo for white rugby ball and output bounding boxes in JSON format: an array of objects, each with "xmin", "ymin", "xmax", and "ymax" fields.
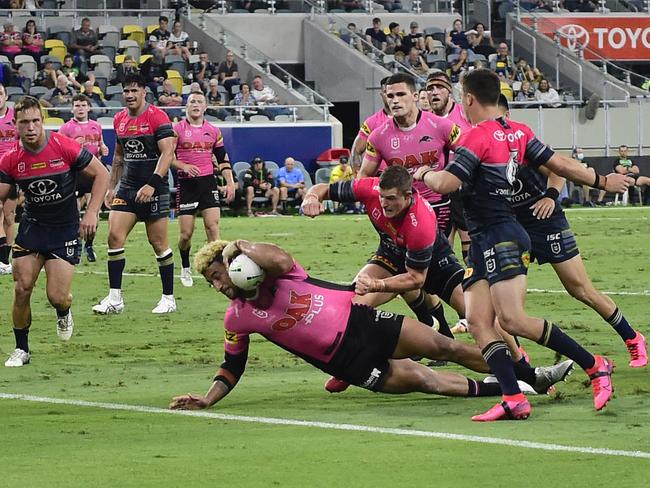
[{"xmin": 228, "ymin": 254, "xmax": 266, "ymax": 290}]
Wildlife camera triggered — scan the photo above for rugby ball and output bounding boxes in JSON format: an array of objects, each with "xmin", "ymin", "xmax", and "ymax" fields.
[{"xmin": 228, "ymin": 254, "xmax": 266, "ymax": 290}]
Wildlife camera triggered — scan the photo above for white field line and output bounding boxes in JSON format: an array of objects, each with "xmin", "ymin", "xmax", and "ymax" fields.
[
  {"xmin": 1, "ymin": 393, "xmax": 649, "ymax": 460},
  {"xmin": 74, "ymin": 269, "xmax": 650, "ymax": 297}
]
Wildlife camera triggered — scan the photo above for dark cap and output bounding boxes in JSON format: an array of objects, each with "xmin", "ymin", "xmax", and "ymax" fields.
[
  {"xmin": 410, "ymin": 21, "xmax": 418, "ymax": 28},
  {"xmin": 252, "ymin": 156, "xmax": 264, "ymax": 164},
  {"xmin": 339, "ymin": 155, "xmax": 349, "ymax": 164}
]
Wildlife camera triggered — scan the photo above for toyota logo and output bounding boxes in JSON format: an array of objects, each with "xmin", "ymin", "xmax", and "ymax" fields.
[
  {"xmin": 493, "ymin": 130, "xmax": 506, "ymax": 142},
  {"xmin": 28, "ymin": 178, "xmax": 58, "ymax": 196},
  {"xmin": 557, "ymin": 24, "xmax": 589, "ymax": 52},
  {"xmin": 124, "ymin": 139, "xmax": 145, "ymax": 154}
]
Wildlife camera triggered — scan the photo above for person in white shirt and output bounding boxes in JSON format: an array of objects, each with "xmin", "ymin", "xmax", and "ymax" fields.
[
  {"xmin": 251, "ymin": 75, "xmax": 289, "ymax": 119},
  {"xmin": 168, "ymin": 21, "xmax": 191, "ymax": 61},
  {"xmin": 535, "ymin": 78, "xmax": 562, "ymax": 108}
]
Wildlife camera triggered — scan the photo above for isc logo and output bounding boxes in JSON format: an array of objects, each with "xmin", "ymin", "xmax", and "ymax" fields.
[{"xmin": 546, "ymin": 233, "xmax": 561, "ymax": 241}]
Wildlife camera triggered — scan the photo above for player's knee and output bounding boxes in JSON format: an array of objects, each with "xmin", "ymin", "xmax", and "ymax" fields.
[
  {"xmin": 496, "ymin": 309, "xmax": 526, "ymax": 335},
  {"xmin": 419, "ymin": 370, "xmax": 444, "ymax": 394},
  {"xmin": 47, "ymin": 290, "xmax": 71, "ymax": 309},
  {"xmin": 566, "ymin": 282, "xmax": 597, "ymax": 306},
  {"xmin": 107, "ymin": 232, "xmax": 125, "ymax": 249},
  {"xmin": 14, "ymin": 279, "xmax": 35, "ymax": 300}
]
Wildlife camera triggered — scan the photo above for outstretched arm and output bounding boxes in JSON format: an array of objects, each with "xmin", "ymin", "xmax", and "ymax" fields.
[
  {"xmin": 413, "ymin": 167, "xmax": 462, "ymax": 195},
  {"xmin": 223, "ymin": 239, "xmax": 294, "ymax": 278},
  {"xmin": 542, "ymin": 153, "xmax": 633, "ymax": 193}
]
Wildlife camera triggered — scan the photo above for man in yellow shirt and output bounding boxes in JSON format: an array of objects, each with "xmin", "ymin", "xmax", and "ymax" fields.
[{"xmin": 329, "ymin": 156, "xmax": 359, "ymax": 213}]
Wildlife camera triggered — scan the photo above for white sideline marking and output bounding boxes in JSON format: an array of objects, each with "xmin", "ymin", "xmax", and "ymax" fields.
[
  {"xmin": 1, "ymin": 393, "xmax": 649, "ymax": 460},
  {"xmin": 75, "ymin": 270, "xmax": 650, "ymax": 297}
]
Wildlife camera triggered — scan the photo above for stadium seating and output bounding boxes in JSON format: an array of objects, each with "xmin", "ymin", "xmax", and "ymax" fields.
[
  {"xmin": 165, "ymin": 70, "xmax": 183, "ymax": 93},
  {"xmin": 122, "ymin": 25, "xmax": 146, "ymax": 49},
  {"xmin": 232, "ymin": 161, "xmax": 251, "ymax": 174},
  {"xmin": 119, "ymin": 40, "xmax": 141, "ymax": 60},
  {"xmin": 314, "ymin": 167, "xmax": 331, "ymax": 184}
]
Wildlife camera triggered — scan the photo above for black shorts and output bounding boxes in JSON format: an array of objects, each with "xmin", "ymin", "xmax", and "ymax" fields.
[
  {"xmin": 324, "ymin": 304, "xmax": 403, "ymax": 392},
  {"xmin": 449, "ymin": 192, "xmax": 468, "ymax": 232},
  {"xmin": 111, "ymin": 187, "xmax": 170, "ymax": 221},
  {"xmin": 520, "ymin": 212, "xmax": 579, "ymax": 265},
  {"xmin": 13, "ymin": 218, "xmax": 81, "ymax": 265},
  {"xmin": 176, "ymin": 175, "xmax": 220, "ymax": 216},
  {"xmin": 369, "ymin": 232, "xmax": 464, "ymax": 303},
  {"xmin": 75, "ymin": 175, "xmax": 93, "ymax": 197},
  {"xmin": 7, "ymin": 184, "xmax": 19, "ymax": 200},
  {"xmin": 463, "ymin": 221, "xmax": 531, "ymax": 290}
]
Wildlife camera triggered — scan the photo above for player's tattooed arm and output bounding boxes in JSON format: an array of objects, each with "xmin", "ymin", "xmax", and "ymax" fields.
[
  {"xmin": 225, "ymin": 240, "xmax": 294, "ymax": 278},
  {"xmin": 351, "ymin": 134, "xmax": 365, "ymax": 170}
]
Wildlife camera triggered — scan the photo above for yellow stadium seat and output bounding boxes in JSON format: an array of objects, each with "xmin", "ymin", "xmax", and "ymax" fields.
[
  {"xmin": 500, "ymin": 81, "xmax": 514, "ymax": 101},
  {"xmin": 139, "ymin": 54, "xmax": 152, "ymax": 65},
  {"xmin": 122, "ymin": 25, "xmax": 145, "ymax": 49},
  {"xmin": 166, "ymin": 70, "xmax": 183, "ymax": 94},
  {"xmin": 146, "ymin": 24, "xmax": 158, "ymax": 35},
  {"xmin": 48, "ymin": 46, "xmax": 67, "ymax": 62},
  {"xmin": 44, "ymin": 39, "xmax": 64, "ymax": 49},
  {"xmin": 115, "ymin": 54, "xmax": 126, "ymax": 65},
  {"xmin": 44, "ymin": 117, "xmax": 65, "ymax": 126}
]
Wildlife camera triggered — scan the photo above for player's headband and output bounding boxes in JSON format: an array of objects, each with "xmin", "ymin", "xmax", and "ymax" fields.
[{"xmin": 426, "ymin": 78, "xmax": 452, "ymax": 93}]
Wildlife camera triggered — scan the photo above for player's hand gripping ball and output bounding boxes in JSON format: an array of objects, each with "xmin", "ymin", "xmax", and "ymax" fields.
[{"xmin": 228, "ymin": 254, "xmax": 266, "ymax": 290}]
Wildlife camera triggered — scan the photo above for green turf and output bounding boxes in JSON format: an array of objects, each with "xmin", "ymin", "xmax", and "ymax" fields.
[{"xmin": 1, "ymin": 207, "xmax": 649, "ymax": 487}]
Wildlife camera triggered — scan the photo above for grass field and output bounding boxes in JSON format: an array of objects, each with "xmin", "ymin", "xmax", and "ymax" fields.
[{"xmin": 1, "ymin": 207, "xmax": 649, "ymax": 487}]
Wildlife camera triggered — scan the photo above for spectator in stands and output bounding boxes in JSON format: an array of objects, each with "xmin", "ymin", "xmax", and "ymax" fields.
[
  {"xmin": 450, "ymin": 49, "xmax": 469, "ymax": 84},
  {"xmin": 571, "ymin": 147, "xmax": 593, "ymax": 206},
  {"xmin": 251, "ymin": 75, "xmax": 289, "ymax": 120},
  {"xmin": 365, "ymin": 17, "xmax": 387, "ymax": 53},
  {"xmin": 446, "ymin": 19, "xmax": 469, "ymax": 54},
  {"xmin": 597, "ymin": 145, "xmax": 640, "ymax": 205},
  {"xmin": 329, "ymin": 155, "xmax": 359, "ymax": 213},
  {"xmin": 377, "ymin": 0, "xmax": 402, "ymax": 11},
  {"xmin": 21, "ymin": 19, "xmax": 43, "ymax": 60},
  {"xmin": 141, "ymin": 51, "xmax": 167, "ymax": 94},
  {"xmin": 192, "ymin": 51, "xmax": 217, "ymax": 92},
  {"xmin": 473, "ymin": 23, "xmax": 494, "ymax": 48},
  {"xmin": 59, "ymin": 54, "xmax": 96, "ymax": 91},
  {"xmin": 81, "ymin": 80, "xmax": 105, "ymax": 110},
  {"xmin": 41, "ymin": 74, "xmax": 77, "ymax": 119},
  {"xmin": 514, "ymin": 57, "xmax": 536, "ymax": 84},
  {"xmin": 149, "ymin": 15, "xmax": 172, "ymax": 56},
  {"xmin": 562, "ymin": 0, "xmax": 596, "ymax": 11},
  {"xmin": 515, "ymin": 80, "xmax": 536, "ymax": 105},
  {"xmin": 217, "ymin": 51, "xmax": 240, "ymax": 95},
  {"xmin": 534, "ymin": 78, "xmax": 562, "ymax": 107},
  {"xmin": 418, "ymin": 89, "xmax": 431, "ymax": 112},
  {"xmin": 157, "ymin": 78, "xmax": 183, "ymax": 121},
  {"xmin": 70, "ymin": 18, "xmax": 101, "ymax": 63},
  {"xmin": 243, "ymin": 156, "xmax": 280, "ymax": 217},
  {"xmin": 206, "ymin": 78, "xmax": 229, "ymax": 120},
  {"xmin": 168, "ymin": 21, "xmax": 191, "ymax": 61},
  {"xmin": 34, "ymin": 57, "xmax": 57, "ymax": 89},
  {"xmin": 340, "ymin": 23, "xmax": 364, "ymax": 53},
  {"xmin": 465, "ymin": 29, "xmax": 495, "ymax": 58},
  {"xmin": 403, "ymin": 47, "xmax": 428, "ymax": 76},
  {"xmin": 490, "ymin": 42, "xmax": 515, "ymax": 84},
  {"xmin": 232, "ymin": 81, "xmax": 257, "ymax": 119},
  {"xmin": 114, "ymin": 55, "xmax": 139, "ymax": 85},
  {"xmin": 1, "ymin": 22, "xmax": 22, "ymax": 62},
  {"xmin": 216, "ymin": 168, "xmax": 242, "ymax": 211},
  {"xmin": 277, "ymin": 157, "xmax": 306, "ymax": 211},
  {"xmin": 385, "ymin": 22, "xmax": 405, "ymax": 58},
  {"xmin": 403, "ymin": 21, "xmax": 426, "ymax": 54}
]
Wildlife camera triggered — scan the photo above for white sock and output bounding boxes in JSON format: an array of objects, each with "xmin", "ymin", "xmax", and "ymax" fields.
[{"xmin": 109, "ymin": 289, "xmax": 122, "ymax": 301}]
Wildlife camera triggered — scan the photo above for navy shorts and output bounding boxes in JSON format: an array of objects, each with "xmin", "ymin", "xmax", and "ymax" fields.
[
  {"xmin": 369, "ymin": 232, "xmax": 464, "ymax": 303},
  {"xmin": 431, "ymin": 199, "xmax": 452, "ymax": 236},
  {"xmin": 13, "ymin": 219, "xmax": 81, "ymax": 265},
  {"xmin": 111, "ymin": 187, "xmax": 170, "ymax": 221},
  {"xmin": 323, "ymin": 304, "xmax": 403, "ymax": 392},
  {"xmin": 463, "ymin": 221, "xmax": 531, "ymax": 290},
  {"xmin": 75, "ymin": 175, "xmax": 93, "ymax": 197},
  {"xmin": 519, "ymin": 213, "xmax": 579, "ymax": 265},
  {"xmin": 449, "ymin": 192, "xmax": 468, "ymax": 232},
  {"xmin": 176, "ymin": 175, "xmax": 220, "ymax": 216}
]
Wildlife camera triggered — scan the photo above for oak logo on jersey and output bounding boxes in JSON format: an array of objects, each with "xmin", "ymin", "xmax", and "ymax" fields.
[
  {"xmin": 387, "ymin": 150, "xmax": 439, "ymax": 169},
  {"xmin": 177, "ymin": 141, "xmax": 214, "ymax": 151},
  {"xmin": 271, "ymin": 291, "xmax": 312, "ymax": 331}
]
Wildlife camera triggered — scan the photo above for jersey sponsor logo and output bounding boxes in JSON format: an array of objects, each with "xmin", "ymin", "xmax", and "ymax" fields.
[
  {"xmin": 448, "ymin": 123, "xmax": 461, "ymax": 145},
  {"xmin": 185, "ymin": 130, "xmax": 192, "ymax": 137},
  {"xmin": 371, "ymin": 208, "xmax": 381, "ymax": 220},
  {"xmin": 252, "ymin": 308, "xmax": 268, "ymax": 319},
  {"xmin": 30, "ymin": 162, "xmax": 47, "ymax": 170},
  {"xmin": 506, "ymin": 150, "xmax": 519, "ymax": 186},
  {"xmin": 522, "ymin": 251, "xmax": 531, "ymax": 267},
  {"xmin": 361, "ymin": 367, "xmax": 382, "ymax": 389},
  {"xmin": 390, "ymin": 137, "xmax": 400, "ymax": 150},
  {"xmin": 17, "ymin": 162, "xmax": 25, "ymax": 173},
  {"xmin": 387, "ymin": 150, "xmax": 439, "ymax": 169},
  {"xmin": 177, "ymin": 141, "xmax": 214, "ymax": 151},
  {"xmin": 419, "ymin": 135, "xmax": 432, "ymax": 143},
  {"xmin": 366, "ymin": 140, "xmax": 377, "ymax": 156},
  {"xmin": 49, "ymin": 159, "xmax": 65, "ymax": 169},
  {"xmin": 409, "ymin": 211, "xmax": 418, "ymax": 227},
  {"xmin": 463, "ymin": 267, "xmax": 473, "ymax": 279},
  {"xmin": 179, "ymin": 202, "xmax": 199, "ymax": 211},
  {"xmin": 374, "ymin": 310, "xmax": 395, "ymax": 322},
  {"xmin": 271, "ymin": 291, "xmax": 313, "ymax": 331},
  {"xmin": 360, "ymin": 121, "xmax": 370, "ymax": 136},
  {"xmin": 125, "ymin": 139, "xmax": 145, "ymax": 154},
  {"xmin": 224, "ymin": 330, "xmax": 238, "ymax": 343},
  {"xmin": 494, "ymin": 129, "xmax": 525, "ymax": 142},
  {"xmin": 28, "ymin": 178, "xmax": 57, "ymax": 196},
  {"xmin": 111, "ymin": 197, "xmax": 127, "ymax": 206}
]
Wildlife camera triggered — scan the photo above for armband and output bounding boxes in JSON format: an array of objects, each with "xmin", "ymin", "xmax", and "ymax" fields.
[
  {"xmin": 147, "ymin": 173, "xmax": 164, "ymax": 190},
  {"xmin": 592, "ymin": 171, "xmax": 607, "ymax": 190},
  {"xmin": 544, "ymin": 188, "xmax": 560, "ymax": 201},
  {"xmin": 212, "ymin": 375, "xmax": 233, "ymax": 391},
  {"xmin": 417, "ymin": 169, "xmax": 435, "ymax": 182}
]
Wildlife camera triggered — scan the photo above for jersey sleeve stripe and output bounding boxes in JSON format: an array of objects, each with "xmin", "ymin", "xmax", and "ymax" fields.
[
  {"xmin": 525, "ymin": 138, "xmax": 554, "ymax": 167},
  {"xmin": 154, "ymin": 123, "xmax": 176, "ymax": 141},
  {"xmin": 329, "ymin": 180, "xmax": 355, "ymax": 202}
]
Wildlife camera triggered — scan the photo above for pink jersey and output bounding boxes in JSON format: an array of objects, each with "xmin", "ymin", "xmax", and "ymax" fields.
[
  {"xmin": 366, "ymin": 111, "xmax": 462, "ymax": 204},
  {"xmin": 59, "ymin": 118, "xmax": 103, "ymax": 158},
  {"xmin": 444, "ymin": 102, "xmax": 472, "ymax": 132},
  {"xmin": 0, "ymin": 106, "xmax": 17, "ymax": 155},
  {"xmin": 223, "ymin": 262, "xmax": 356, "ymax": 364},
  {"xmin": 357, "ymin": 109, "xmax": 391, "ymax": 142},
  {"xmin": 173, "ymin": 119, "xmax": 223, "ymax": 178}
]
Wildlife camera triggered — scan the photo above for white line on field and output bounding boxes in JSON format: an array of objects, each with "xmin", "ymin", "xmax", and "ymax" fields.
[
  {"xmin": 1, "ymin": 393, "xmax": 648, "ymax": 460},
  {"xmin": 74, "ymin": 270, "xmax": 650, "ymax": 297}
]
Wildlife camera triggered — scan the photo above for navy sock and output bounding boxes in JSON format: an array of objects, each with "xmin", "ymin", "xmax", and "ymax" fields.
[
  {"xmin": 407, "ymin": 291, "xmax": 434, "ymax": 327},
  {"xmin": 538, "ymin": 320, "xmax": 595, "ymax": 371},
  {"xmin": 55, "ymin": 307, "xmax": 70, "ymax": 319},
  {"xmin": 467, "ymin": 378, "xmax": 502, "ymax": 397},
  {"xmin": 482, "ymin": 341, "xmax": 520, "ymax": 396},
  {"xmin": 85, "ymin": 235, "xmax": 94, "ymax": 248},
  {"xmin": 107, "ymin": 248, "xmax": 126, "ymax": 289},
  {"xmin": 0, "ymin": 236, "xmax": 9, "ymax": 264},
  {"xmin": 13, "ymin": 327, "xmax": 29, "ymax": 353},
  {"xmin": 179, "ymin": 246, "xmax": 191, "ymax": 269},
  {"xmin": 430, "ymin": 302, "xmax": 454, "ymax": 339},
  {"xmin": 157, "ymin": 249, "xmax": 174, "ymax": 296},
  {"xmin": 606, "ymin": 307, "xmax": 636, "ymax": 341},
  {"xmin": 511, "ymin": 359, "xmax": 536, "ymax": 385}
]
